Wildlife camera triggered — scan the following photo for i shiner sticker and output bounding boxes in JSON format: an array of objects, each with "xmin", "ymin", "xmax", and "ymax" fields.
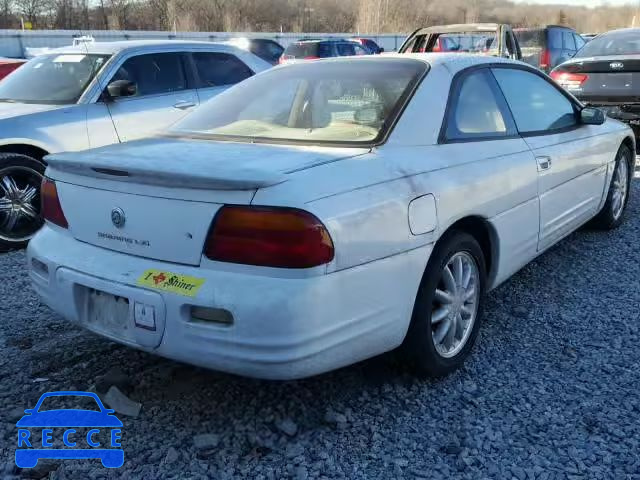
[{"xmin": 137, "ymin": 270, "xmax": 205, "ymax": 297}]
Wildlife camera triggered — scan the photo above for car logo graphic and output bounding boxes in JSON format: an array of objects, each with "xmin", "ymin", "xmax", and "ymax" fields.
[
  {"xmin": 111, "ymin": 208, "xmax": 126, "ymax": 229},
  {"xmin": 15, "ymin": 391, "xmax": 124, "ymax": 469},
  {"xmin": 610, "ymin": 62, "xmax": 624, "ymax": 70}
]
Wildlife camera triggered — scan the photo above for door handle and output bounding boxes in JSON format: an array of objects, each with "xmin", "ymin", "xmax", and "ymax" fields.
[
  {"xmin": 536, "ymin": 156, "xmax": 552, "ymax": 172},
  {"xmin": 173, "ymin": 101, "xmax": 196, "ymax": 110}
]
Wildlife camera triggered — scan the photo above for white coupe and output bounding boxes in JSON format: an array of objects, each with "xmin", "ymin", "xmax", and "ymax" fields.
[{"xmin": 28, "ymin": 54, "xmax": 634, "ymax": 379}]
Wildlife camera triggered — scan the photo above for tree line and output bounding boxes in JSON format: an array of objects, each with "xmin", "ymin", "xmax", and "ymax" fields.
[{"xmin": 0, "ymin": 0, "xmax": 636, "ymax": 34}]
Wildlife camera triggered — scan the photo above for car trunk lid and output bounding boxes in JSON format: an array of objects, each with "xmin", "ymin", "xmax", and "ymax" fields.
[
  {"xmin": 46, "ymin": 137, "xmax": 368, "ymax": 266},
  {"xmin": 560, "ymin": 55, "xmax": 640, "ymax": 103}
]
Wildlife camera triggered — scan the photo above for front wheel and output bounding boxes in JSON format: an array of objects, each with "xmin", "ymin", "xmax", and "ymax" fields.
[
  {"xmin": 402, "ymin": 231, "xmax": 487, "ymax": 377},
  {"xmin": 589, "ymin": 144, "xmax": 633, "ymax": 230},
  {"xmin": 0, "ymin": 153, "xmax": 45, "ymax": 252}
]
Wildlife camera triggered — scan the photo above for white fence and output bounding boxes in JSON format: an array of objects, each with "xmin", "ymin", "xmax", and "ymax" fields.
[{"xmin": 0, "ymin": 29, "xmax": 408, "ymax": 58}]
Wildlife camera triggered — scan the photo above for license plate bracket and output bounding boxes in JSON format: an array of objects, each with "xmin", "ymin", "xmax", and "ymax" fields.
[{"xmin": 86, "ymin": 289, "xmax": 131, "ymax": 335}]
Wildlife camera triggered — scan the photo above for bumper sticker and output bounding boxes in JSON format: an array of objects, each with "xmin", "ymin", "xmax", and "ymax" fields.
[{"xmin": 137, "ymin": 270, "xmax": 205, "ymax": 297}]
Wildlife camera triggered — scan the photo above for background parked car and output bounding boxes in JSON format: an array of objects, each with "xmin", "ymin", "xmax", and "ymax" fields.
[
  {"xmin": 279, "ymin": 39, "xmax": 371, "ymax": 63},
  {"xmin": 226, "ymin": 37, "xmax": 284, "ymax": 65},
  {"xmin": 0, "ymin": 40, "xmax": 270, "ymax": 251},
  {"xmin": 399, "ymin": 23, "xmax": 522, "ymax": 60},
  {"xmin": 515, "ymin": 25, "xmax": 586, "ymax": 73},
  {"xmin": 350, "ymin": 37, "xmax": 384, "ymax": 54},
  {"xmin": 0, "ymin": 58, "xmax": 26, "ymax": 81},
  {"xmin": 551, "ymin": 28, "xmax": 640, "ymax": 141}
]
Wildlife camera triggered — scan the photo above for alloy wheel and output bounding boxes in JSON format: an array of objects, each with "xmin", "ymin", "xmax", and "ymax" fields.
[
  {"xmin": 430, "ymin": 251, "xmax": 481, "ymax": 358},
  {"xmin": 611, "ymin": 155, "xmax": 629, "ymax": 221},
  {"xmin": 0, "ymin": 166, "xmax": 43, "ymax": 243}
]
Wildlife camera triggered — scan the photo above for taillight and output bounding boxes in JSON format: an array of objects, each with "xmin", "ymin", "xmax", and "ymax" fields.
[
  {"xmin": 204, "ymin": 205, "xmax": 334, "ymax": 268},
  {"xmin": 540, "ymin": 49, "xmax": 551, "ymax": 71},
  {"xmin": 550, "ymin": 70, "xmax": 589, "ymax": 91},
  {"xmin": 303, "ymin": 56, "xmax": 320, "ymax": 60},
  {"xmin": 41, "ymin": 178, "xmax": 68, "ymax": 229}
]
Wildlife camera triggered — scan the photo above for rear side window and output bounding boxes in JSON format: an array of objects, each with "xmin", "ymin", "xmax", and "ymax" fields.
[
  {"xmin": 563, "ymin": 31, "xmax": 576, "ymax": 50},
  {"xmin": 445, "ymin": 69, "xmax": 512, "ymax": 141},
  {"xmin": 548, "ymin": 29, "xmax": 563, "ymax": 49},
  {"xmin": 573, "ymin": 34, "xmax": 586, "ymax": 51},
  {"xmin": 112, "ymin": 53, "xmax": 187, "ymax": 96},
  {"xmin": 250, "ymin": 40, "xmax": 283, "ymax": 63},
  {"xmin": 193, "ymin": 52, "xmax": 253, "ymax": 87},
  {"xmin": 492, "ymin": 68, "xmax": 577, "ymax": 134},
  {"xmin": 336, "ymin": 43, "xmax": 356, "ymax": 56}
]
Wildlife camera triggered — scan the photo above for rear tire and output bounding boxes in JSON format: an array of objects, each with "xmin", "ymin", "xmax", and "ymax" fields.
[
  {"xmin": 590, "ymin": 144, "xmax": 632, "ymax": 230},
  {"xmin": 402, "ymin": 231, "xmax": 487, "ymax": 377},
  {"xmin": 0, "ymin": 153, "xmax": 45, "ymax": 252}
]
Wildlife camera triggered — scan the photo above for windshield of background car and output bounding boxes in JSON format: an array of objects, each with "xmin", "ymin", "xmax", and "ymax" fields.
[
  {"xmin": 515, "ymin": 29, "xmax": 545, "ymax": 48},
  {"xmin": 435, "ymin": 32, "xmax": 498, "ymax": 53},
  {"xmin": 172, "ymin": 59, "xmax": 427, "ymax": 145},
  {"xmin": 575, "ymin": 30, "xmax": 640, "ymax": 57},
  {"xmin": 283, "ymin": 42, "xmax": 332, "ymax": 58},
  {"xmin": 0, "ymin": 53, "xmax": 109, "ymax": 104}
]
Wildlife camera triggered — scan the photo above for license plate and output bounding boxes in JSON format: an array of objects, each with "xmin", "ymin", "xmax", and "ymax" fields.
[{"xmin": 87, "ymin": 289, "xmax": 130, "ymax": 334}]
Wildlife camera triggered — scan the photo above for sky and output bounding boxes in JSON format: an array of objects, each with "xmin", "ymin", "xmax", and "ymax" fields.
[{"xmin": 513, "ymin": 0, "xmax": 635, "ymax": 6}]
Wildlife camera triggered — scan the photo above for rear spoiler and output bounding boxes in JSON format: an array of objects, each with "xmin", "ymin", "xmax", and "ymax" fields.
[{"xmin": 45, "ymin": 152, "xmax": 288, "ymax": 191}]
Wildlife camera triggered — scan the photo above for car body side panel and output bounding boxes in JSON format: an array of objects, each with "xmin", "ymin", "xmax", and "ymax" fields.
[
  {"xmin": 0, "ymin": 104, "xmax": 90, "ymax": 154},
  {"xmin": 257, "ymin": 137, "xmax": 539, "ymax": 290},
  {"xmin": 524, "ymin": 124, "xmax": 620, "ymax": 250}
]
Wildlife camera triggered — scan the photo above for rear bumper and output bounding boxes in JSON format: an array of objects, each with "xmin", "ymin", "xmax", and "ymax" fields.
[{"xmin": 27, "ymin": 226, "xmax": 429, "ymax": 380}]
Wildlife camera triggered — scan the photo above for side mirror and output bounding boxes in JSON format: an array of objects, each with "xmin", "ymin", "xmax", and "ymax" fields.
[
  {"xmin": 581, "ymin": 107, "xmax": 605, "ymax": 125},
  {"xmin": 106, "ymin": 79, "xmax": 137, "ymax": 99}
]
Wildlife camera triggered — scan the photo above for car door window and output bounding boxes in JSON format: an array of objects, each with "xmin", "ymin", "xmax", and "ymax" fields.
[
  {"xmin": 563, "ymin": 31, "xmax": 576, "ymax": 51},
  {"xmin": 492, "ymin": 68, "xmax": 577, "ymax": 134},
  {"xmin": 193, "ymin": 52, "xmax": 253, "ymax": 88},
  {"xmin": 445, "ymin": 69, "xmax": 514, "ymax": 141},
  {"xmin": 110, "ymin": 53, "xmax": 187, "ymax": 97},
  {"xmin": 573, "ymin": 34, "xmax": 586, "ymax": 52}
]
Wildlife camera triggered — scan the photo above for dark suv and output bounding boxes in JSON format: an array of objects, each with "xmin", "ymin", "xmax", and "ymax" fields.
[
  {"xmin": 280, "ymin": 39, "xmax": 370, "ymax": 63},
  {"xmin": 515, "ymin": 25, "xmax": 586, "ymax": 73}
]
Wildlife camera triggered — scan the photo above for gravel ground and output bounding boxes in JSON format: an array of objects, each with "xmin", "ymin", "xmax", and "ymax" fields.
[{"xmin": 2, "ymin": 176, "xmax": 640, "ymax": 480}]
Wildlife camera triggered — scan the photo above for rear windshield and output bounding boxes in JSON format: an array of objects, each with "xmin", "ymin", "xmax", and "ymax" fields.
[
  {"xmin": 283, "ymin": 42, "xmax": 332, "ymax": 58},
  {"xmin": 515, "ymin": 29, "xmax": 545, "ymax": 48},
  {"xmin": 171, "ymin": 59, "xmax": 427, "ymax": 146},
  {"xmin": 436, "ymin": 32, "xmax": 497, "ymax": 53},
  {"xmin": 575, "ymin": 29, "xmax": 640, "ymax": 57}
]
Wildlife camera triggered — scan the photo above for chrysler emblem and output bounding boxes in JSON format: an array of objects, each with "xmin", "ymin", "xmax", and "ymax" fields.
[
  {"xmin": 610, "ymin": 62, "xmax": 624, "ymax": 70},
  {"xmin": 111, "ymin": 208, "xmax": 126, "ymax": 229}
]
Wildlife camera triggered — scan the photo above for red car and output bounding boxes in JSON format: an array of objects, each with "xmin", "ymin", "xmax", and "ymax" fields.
[{"xmin": 0, "ymin": 58, "xmax": 26, "ymax": 81}]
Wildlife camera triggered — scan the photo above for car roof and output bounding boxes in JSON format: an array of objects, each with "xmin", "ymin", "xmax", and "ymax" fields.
[
  {"xmin": 49, "ymin": 39, "xmax": 233, "ymax": 55},
  {"xmin": 277, "ymin": 52, "xmax": 524, "ymax": 74},
  {"xmin": 412, "ymin": 23, "xmax": 502, "ymax": 36},
  {"xmin": 292, "ymin": 38, "xmax": 350, "ymax": 44},
  {"xmin": 597, "ymin": 27, "xmax": 640, "ymax": 36}
]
